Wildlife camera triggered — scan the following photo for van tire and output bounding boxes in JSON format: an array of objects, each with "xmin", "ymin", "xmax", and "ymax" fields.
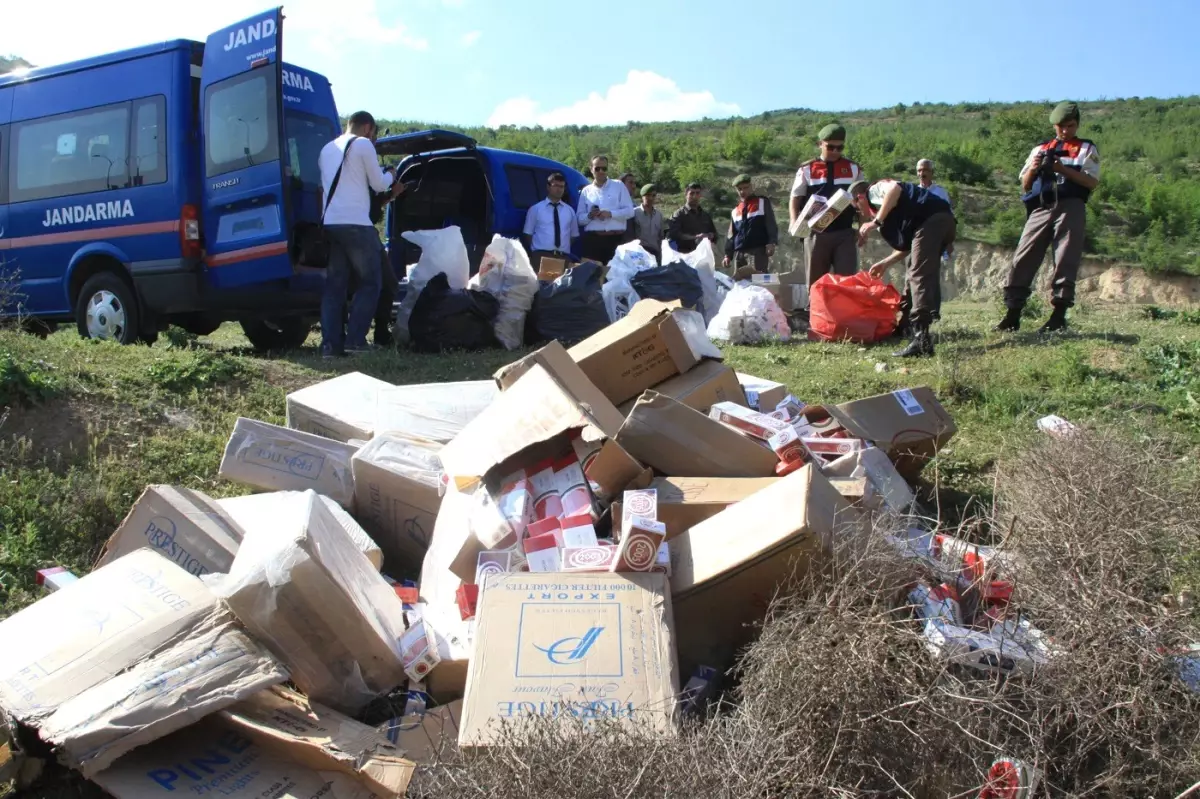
[
  {"xmin": 240, "ymin": 317, "xmax": 312, "ymax": 352},
  {"xmin": 75, "ymin": 272, "xmax": 141, "ymax": 345}
]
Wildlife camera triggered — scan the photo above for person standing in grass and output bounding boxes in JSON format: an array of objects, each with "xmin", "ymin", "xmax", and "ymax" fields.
[
  {"xmin": 851, "ymin": 178, "xmax": 956, "ymax": 358},
  {"xmin": 576, "ymin": 155, "xmax": 635, "ymax": 265},
  {"xmin": 723, "ymin": 174, "xmax": 778, "ymax": 276},
  {"xmin": 994, "ymin": 101, "xmax": 1100, "ymax": 334},
  {"xmin": 789, "ymin": 123, "xmax": 865, "ymax": 288},
  {"xmin": 667, "ymin": 182, "xmax": 719, "ymax": 255},
  {"xmin": 895, "ymin": 158, "xmax": 953, "ymax": 335},
  {"xmin": 632, "ymin": 184, "xmax": 664, "ymax": 263}
]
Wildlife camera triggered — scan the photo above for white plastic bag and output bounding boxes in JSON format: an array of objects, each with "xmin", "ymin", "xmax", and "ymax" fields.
[
  {"xmin": 395, "ymin": 226, "xmax": 471, "ymax": 344},
  {"xmin": 706, "ymin": 284, "xmax": 791, "ymax": 344},
  {"xmin": 602, "ymin": 279, "xmax": 641, "ymax": 322},
  {"xmin": 606, "ymin": 241, "xmax": 658, "ymax": 283},
  {"xmin": 662, "ymin": 238, "xmax": 723, "ymax": 324},
  {"xmin": 468, "ymin": 235, "xmax": 539, "ymax": 350}
]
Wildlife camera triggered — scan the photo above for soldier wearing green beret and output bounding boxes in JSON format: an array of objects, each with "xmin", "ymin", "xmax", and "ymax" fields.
[
  {"xmin": 994, "ymin": 101, "xmax": 1100, "ymax": 333},
  {"xmin": 632, "ymin": 184, "xmax": 664, "ymax": 263},
  {"xmin": 723, "ymin": 174, "xmax": 778, "ymax": 277},
  {"xmin": 789, "ymin": 122, "xmax": 866, "ymax": 300}
]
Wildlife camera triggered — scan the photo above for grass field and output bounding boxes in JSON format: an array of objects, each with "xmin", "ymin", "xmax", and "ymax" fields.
[{"xmin": 2, "ymin": 299, "xmax": 1199, "ymax": 620}]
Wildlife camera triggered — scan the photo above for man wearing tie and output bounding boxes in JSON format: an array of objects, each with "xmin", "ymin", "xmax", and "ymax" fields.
[
  {"xmin": 522, "ymin": 171, "xmax": 579, "ymax": 274},
  {"xmin": 576, "ymin": 155, "xmax": 635, "ymax": 265}
]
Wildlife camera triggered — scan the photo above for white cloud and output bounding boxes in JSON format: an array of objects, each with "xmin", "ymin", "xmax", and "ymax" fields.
[
  {"xmin": 460, "ymin": 30, "xmax": 482, "ymax": 48},
  {"xmin": 486, "ymin": 70, "xmax": 740, "ymax": 129}
]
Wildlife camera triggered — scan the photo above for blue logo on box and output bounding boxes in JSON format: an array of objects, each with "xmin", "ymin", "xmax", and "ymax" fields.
[{"xmin": 536, "ymin": 626, "xmax": 604, "ymax": 665}]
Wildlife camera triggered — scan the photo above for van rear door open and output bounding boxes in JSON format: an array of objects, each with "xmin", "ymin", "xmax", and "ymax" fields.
[{"xmin": 199, "ymin": 7, "xmax": 293, "ymax": 289}]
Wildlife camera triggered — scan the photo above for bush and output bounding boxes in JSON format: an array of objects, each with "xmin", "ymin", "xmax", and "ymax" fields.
[
  {"xmin": 674, "ymin": 158, "xmax": 716, "ymax": 194},
  {"xmin": 991, "ymin": 205, "xmax": 1028, "ymax": 247},
  {"xmin": 722, "ymin": 124, "xmax": 772, "ymax": 170}
]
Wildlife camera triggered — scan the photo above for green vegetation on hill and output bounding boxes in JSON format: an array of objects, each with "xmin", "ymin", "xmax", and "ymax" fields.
[
  {"xmin": 377, "ymin": 97, "xmax": 1200, "ymax": 276},
  {"xmin": 0, "ymin": 55, "xmax": 30, "ymax": 73}
]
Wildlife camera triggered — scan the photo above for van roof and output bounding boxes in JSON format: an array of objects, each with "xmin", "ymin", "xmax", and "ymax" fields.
[{"xmin": 0, "ymin": 39, "xmax": 203, "ymax": 89}]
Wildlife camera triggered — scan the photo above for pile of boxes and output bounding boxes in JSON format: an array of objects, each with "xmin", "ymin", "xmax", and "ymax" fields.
[{"xmin": 0, "ymin": 298, "xmax": 972, "ymax": 797}]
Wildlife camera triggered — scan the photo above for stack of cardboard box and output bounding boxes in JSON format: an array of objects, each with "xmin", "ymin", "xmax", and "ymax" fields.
[{"xmin": 0, "ymin": 298, "xmax": 961, "ymax": 796}]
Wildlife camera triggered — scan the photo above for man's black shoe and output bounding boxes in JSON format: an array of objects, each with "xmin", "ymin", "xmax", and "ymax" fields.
[
  {"xmin": 893, "ymin": 326, "xmax": 934, "ymax": 358},
  {"xmin": 1039, "ymin": 306, "xmax": 1068, "ymax": 334},
  {"xmin": 993, "ymin": 307, "xmax": 1023, "ymax": 332}
]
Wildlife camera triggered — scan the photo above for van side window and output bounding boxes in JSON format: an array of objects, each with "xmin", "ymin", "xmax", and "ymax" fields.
[
  {"xmin": 205, "ymin": 69, "xmax": 280, "ymax": 178},
  {"xmin": 10, "ymin": 103, "xmax": 131, "ymax": 203},
  {"xmin": 0, "ymin": 125, "xmax": 8, "ymax": 205},
  {"xmin": 505, "ymin": 166, "xmax": 540, "ymax": 210},
  {"xmin": 131, "ymin": 96, "xmax": 167, "ymax": 187},
  {"xmin": 284, "ymin": 110, "xmax": 335, "ymax": 191}
]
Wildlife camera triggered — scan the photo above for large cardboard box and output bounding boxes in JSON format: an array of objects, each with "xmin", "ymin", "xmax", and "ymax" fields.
[
  {"xmin": 95, "ymin": 485, "xmax": 243, "ymax": 577},
  {"xmin": 829, "ymin": 387, "xmax": 956, "ymax": 480},
  {"xmin": 491, "ymin": 341, "xmax": 626, "ymax": 435},
  {"xmin": 218, "ymin": 417, "xmax": 358, "ymax": 508},
  {"xmin": 616, "ymin": 391, "xmax": 780, "ymax": 478},
  {"xmin": 736, "ymin": 372, "xmax": 789, "ymax": 412},
  {"xmin": 0, "ymin": 549, "xmax": 286, "ymax": 777},
  {"xmin": 460, "ymin": 573, "xmax": 678, "ymax": 747},
  {"xmin": 352, "ymin": 433, "xmax": 445, "ymax": 573},
  {"xmin": 375, "ymin": 380, "xmax": 499, "ymax": 445},
  {"xmin": 286, "ymin": 371, "xmax": 396, "ymax": 443},
  {"xmin": 668, "ymin": 465, "xmax": 864, "ymax": 676},
  {"xmin": 217, "ymin": 490, "xmax": 383, "ymax": 571},
  {"xmin": 567, "ymin": 299, "xmax": 723, "ymax": 406},
  {"xmin": 219, "ymin": 686, "xmax": 415, "ymax": 796},
  {"xmin": 617, "ymin": 360, "xmax": 747, "ymax": 416},
  {"xmin": 93, "ymin": 716, "xmax": 378, "ymax": 799},
  {"xmin": 613, "ymin": 477, "xmax": 780, "ymax": 540},
  {"xmin": 204, "ymin": 490, "xmax": 408, "ymax": 714}
]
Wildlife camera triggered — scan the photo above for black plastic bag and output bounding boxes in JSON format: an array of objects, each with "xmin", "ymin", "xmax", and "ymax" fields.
[
  {"xmin": 409, "ymin": 272, "xmax": 501, "ymax": 353},
  {"xmin": 630, "ymin": 262, "xmax": 705, "ymax": 314},
  {"xmin": 525, "ymin": 261, "xmax": 610, "ymax": 346}
]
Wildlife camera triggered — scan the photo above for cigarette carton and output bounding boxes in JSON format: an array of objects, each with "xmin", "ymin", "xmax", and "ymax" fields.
[{"xmin": 611, "ymin": 518, "xmax": 667, "ymax": 573}]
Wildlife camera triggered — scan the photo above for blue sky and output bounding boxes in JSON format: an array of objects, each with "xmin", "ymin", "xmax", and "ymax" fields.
[{"xmin": 4, "ymin": 0, "xmax": 1198, "ymax": 127}]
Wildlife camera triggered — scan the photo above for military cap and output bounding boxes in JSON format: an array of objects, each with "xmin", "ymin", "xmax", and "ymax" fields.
[
  {"xmin": 1050, "ymin": 101, "xmax": 1080, "ymax": 124},
  {"xmin": 640, "ymin": 183, "xmax": 657, "ymax": 196},
  {"xmin": 732, "ymin": 173, "xmax": 753, "ymax": 187},
  {"xmin": 818, "ymin": 123, "xmax": 846, "ymax": 141}
]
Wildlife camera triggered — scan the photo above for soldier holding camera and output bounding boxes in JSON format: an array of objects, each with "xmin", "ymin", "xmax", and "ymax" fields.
[{"xmin": 994, "ymin": 101, "xmax": 1100, "ymax": 333}]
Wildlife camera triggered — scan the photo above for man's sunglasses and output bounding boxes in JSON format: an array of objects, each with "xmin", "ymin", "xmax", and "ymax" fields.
[
  {"xmin": 593, "ymin": 166, "xmax": 608, "ymax": 172},
  {"xmin": 823, "ymin": 143, "xmax": 845, "ymax": 151}
]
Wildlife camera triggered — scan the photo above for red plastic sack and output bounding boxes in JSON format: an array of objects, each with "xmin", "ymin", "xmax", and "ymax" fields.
[{"xmin": 808, "ymin": 272, "xmax": 901, "ymax": 343}]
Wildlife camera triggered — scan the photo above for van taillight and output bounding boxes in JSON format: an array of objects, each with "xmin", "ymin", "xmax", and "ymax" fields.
[{"xmin": 181, "ymin": 205, "xmax": 201, "ymax": 258}]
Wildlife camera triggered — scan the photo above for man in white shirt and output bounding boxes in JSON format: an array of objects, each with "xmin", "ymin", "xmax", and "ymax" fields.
[
  {"xmin": 916, "ymin": 159, "xmax": 951, "ymax": 204},
  {"xmin": 576, "ymin": 155, "xmax": 634, "ymax": 265},
  {"xmin": 522, "ymin": 171, "xmax": 578, "ymax": 274},
  {"xmin": 317, "ymin": 110, "xmax": 404, "ymax": 357},
  {"xmin": 896, "ymin": 158, "xmax": 952, "ymax": 333}
]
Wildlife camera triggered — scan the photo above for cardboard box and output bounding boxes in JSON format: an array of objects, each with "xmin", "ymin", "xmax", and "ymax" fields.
[
  {"xmin": 668, "ymin": 464, "xmax": 864, "ymax": 676},
  {"xmin": 459, "ymin": 573, "xmax": 678, "ymax": 747},
  {"xmin": 218, "ymin": 417, "xmax": 358, "ymax": 508},
  {"xmin": 440, "ymin": 360, "xmax": 625, "ymax": 492},
  {"xmin": 613, "ymin": 477, "xmax": 779, "ymax": 540},
  {"xmin": 616, "ymin": 391, "xmax": 780, "ymax": 478},
  {"xmin": 568, "ymin": 299, "xmax": 723, "ymax": 406},
  {"xmin": 736, "ymin": 372, "xmax": 790, "ymax": 412},
  {"xmin": 218, "ymin": 686, "xmax": 415, "ymax": 796},
  {"xmin": 380, "ymin": 699, "xmax": 461, "ymax": 764},
  {"xmin": 217, "ymin": 490, "xmax": 383, "ymax": 571},
  {"xmin": 95, "ymin": 485, "xmax": 243, "ymax": 577},
  {"xmin": 93, "ymin": 716, "xmax": 378, "ymax": 799},
  {"xmin": 537, "ymin": 256, "xmax": 566, "ymax": 281},
  {"xmin": 286, "ymin": 371, "xmax": 396, "ymax": 443},
  {"xmin": 828, "ymin": 387, "xmax": 957, "ymax": 480},
  {"xmin": 822, "ymin": 446, "xmax": 915, "ymax": 514},
  {"xmin": 204, "ymin": 490, "xmax": 408, "ymax": 714},
  {"xmin": 617, "ymin": 360, "xmax": 748, "ymax": 416},
  {"xmin": 0, "ymin": 549, "xmax": 286, "ymax": 777},
  {"xmin": 375, "ymin": 380, "xmax": 499, "ymax": 445},
  {"xmin": 352, "ymin": 432, "xmax": 445, "ymax": 573}
]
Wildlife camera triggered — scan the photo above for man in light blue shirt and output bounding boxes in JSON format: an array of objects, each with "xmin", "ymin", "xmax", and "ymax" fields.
[
  {"xmin": 917, "ymin": 159, "xmax": 951, "ymax": 204},
  {"xmin": 522, "ymin": 171, "xmax": 578, "ymax": 273}
]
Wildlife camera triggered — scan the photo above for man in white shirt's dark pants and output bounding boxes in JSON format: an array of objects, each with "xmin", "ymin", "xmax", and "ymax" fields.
[
  {"xmin": 522, "ymin": 171, "xmax": 578, "ymax": 273},
  {"xmin": 317, "ymin": 111, "xmax": 403, "ymax": 357},
  {"xmin": 576, "ymin": 155, "xmax": 634, "ymax": 265}
]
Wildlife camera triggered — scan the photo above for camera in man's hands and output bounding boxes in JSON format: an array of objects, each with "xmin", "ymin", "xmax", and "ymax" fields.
[{"xmin": 1039, "ymin": 147, "xmax": 1063, "ymax": 177}]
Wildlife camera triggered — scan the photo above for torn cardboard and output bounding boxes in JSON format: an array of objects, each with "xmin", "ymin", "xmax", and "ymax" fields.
[
  {"xmin": 352, "ymin": 432, "xmax": 445, "ymax": 572},
  {"xmin": 219, "ymin": 686, "xmax": 415, "ymax": 796},
  {"xmin": 460, "ymin": 573, "xmax": 678, "ymax": 747},
  {"xmin": 668, "ymin": 464, "xmax": 864, "ymax": 676},
  {"xmin": 491, "ymin": 341, "xmax": 626, "ymax": 436},
  {"xmin": 95, "ymin": 485, "xmax": 243, "ymax": 577},
  {"xmin": 204, "ymin": 490, "xmax": 408, "ymax": 714},
  {"xmin": 0, "ymin": 549, "xmax": 286, "ymax": 777},
  {"xmin": 568, "ymin": 299, "xmax": 722, "ymax": 405},
  {"xmin": 820, "ymin": 387, "xmax": 956, "ymax": 480},
  {"xmin": 617, "ymin": 360, "xmax": 747, "ymax": 416},
  {"xmin": 93, "ymin": 716, "xmax": 377, "ymax": 799},
  {"xmin": 736, "ymin": 372, "xmax": 789, "ymax": 412},
  {"xmin": 379, "ymin": 700, "xmax": 461, "ymax": 764},
  {"xmin": 217, "ymin": 490, "xmax": 383, "ymax": 571},
  {"xmin": 616, "ymin": 391, "xmax": 780, "ymax": 478},
  {"xmin": 286, "ymin": 371, "xmax": 396, "ymax": 443},
  {"xmin": 375, "ymin": 380, "xmax": 498, "ymax": 445},
  {"xmin": 218, "ymin": 417, "xmax": 358, "ymax": 508},
  {"xmin": 612, "ymin": 477, "xmax": 779, "ymax": 540}
]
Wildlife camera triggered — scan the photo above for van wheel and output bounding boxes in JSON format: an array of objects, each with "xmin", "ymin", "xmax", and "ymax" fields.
[
  {"xmin": 75, "ymin": 273, "xmax": 140, "ymax": 344},
  {"xmin": 240, "ymin": 317, "xmax": 312, "ymax": 352}
]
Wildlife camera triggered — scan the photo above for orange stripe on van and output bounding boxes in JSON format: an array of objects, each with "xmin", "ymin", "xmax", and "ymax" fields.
[
  {"xmin": 205, "ymin": 240, "xmax": 289, "ymax": 267},
  {"xmin": 0, "ymin": 219, "xmax": 180, "ymax": 251}
]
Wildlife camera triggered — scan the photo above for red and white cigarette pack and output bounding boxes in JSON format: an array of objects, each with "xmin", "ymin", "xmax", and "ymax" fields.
[
  {"xmin": 555, "ymin": 455, "xmax": 592, "ymax": 519},
  {"xmin": 562, "ymin": 545, "xmax": 619, "ymax": 572},
  {"xmin": 620, "ymin": 489, "xmax": 658, "ymax": 536},
  {"xmin": 560, "ymin": 512, "xmax": 599, "ymax": 548},
  {"xmin": 611, "ymin": 517, "xmax": 667, "ymax": 573},
  {"xmin": 522, "ymin": 532, "xmax": 561, "ymax": 573},
  {"xmin": 528, "ymin": 459, "xmax": 563, "ymax": 520},
  {"xmin": 400, "ymin": 621, "xmax": 442, "ymax": 683},
  {"xmin": 767, "ymin": 426, "xmax": 809, "ymax": 466},
  {"xmin": 650, "ymin": 542, "xmax": 671, "ymax": 576},
  {"xmin": 456, "ymin": 583, "xmax": 480, "ymax": 620},
  {"xmin": 802, "ymin": 437, "xmax": 866, "ymax": 460},
  {"xmin": 776, "ymin": 395, "xmax": 807, "ymax": 419},
  {"xmin": 709, "ymin": 401, "xmax": 792, "ymax": 441},
  {"xmin": 36, "ymin": 566, "xmax": 79, "ymax": 593}
]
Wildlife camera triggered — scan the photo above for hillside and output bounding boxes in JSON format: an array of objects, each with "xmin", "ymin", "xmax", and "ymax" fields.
[{"xmin": 375, "ymin": 97, "xmax": 1200, "ymax": 276}]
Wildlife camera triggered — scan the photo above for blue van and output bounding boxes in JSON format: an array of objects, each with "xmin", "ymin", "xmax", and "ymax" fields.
[{"xmin": 375, "ymin": 131, "xmax": 589, "ymax": 275}]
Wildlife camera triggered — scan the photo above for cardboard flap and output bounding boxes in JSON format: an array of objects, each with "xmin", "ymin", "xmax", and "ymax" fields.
[
  {"xmin": 659, "ymin": 308, "xmax": 723, "ymax": 373},
  {"xmin": 615, "ymin": 391, "xmax": 780, "ymax": 478}
]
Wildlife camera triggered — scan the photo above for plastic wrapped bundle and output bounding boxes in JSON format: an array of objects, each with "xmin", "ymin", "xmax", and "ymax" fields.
[{"xmin": 706, "ymin": 283, "xmax": 790, "ymax": 344}]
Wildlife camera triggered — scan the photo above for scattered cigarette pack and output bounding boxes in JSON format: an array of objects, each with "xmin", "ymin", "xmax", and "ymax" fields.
[{"xmin": 709, "ymin": 402, "xmax": 792, "ymax": 441}]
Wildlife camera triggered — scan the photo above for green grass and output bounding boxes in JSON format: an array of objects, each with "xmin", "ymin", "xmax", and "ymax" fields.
[{"xmin": 2, "ymin": 301, "xmax": 1199, "ymax": 617}]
